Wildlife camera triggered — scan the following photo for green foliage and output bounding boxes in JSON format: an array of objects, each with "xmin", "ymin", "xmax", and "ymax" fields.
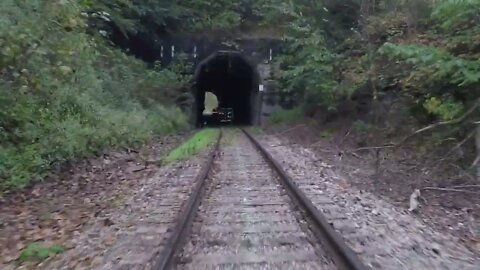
[
  {"xmin": 378, "ymin": 42, "xmax": 479, "ymax": 121},
  {"xmin": 432, "ymin": 0, "xmax": 480, "ymax": 30},
  {"xmin": 423, "ymin": 96, "xmax": 464, "ymax": 121},
  {"xmin": 0, "ymin": 0, "xmax": 188, "ymax": 191},
  {"xmin": 173, "ymin": 0, "xmax": 289, "ymax": 32},
  {"xmin": 379, "ymin": 43, "xmax": 480, "ymax": 89},
  {"xmin": 83, "ymin": 0, "xmax": 283, "ymax": 36},
  {"xmin": 18, "ymin": 243, "xmax": 64, "ymax": 263},
  {"xmin": 268, "ymin": 108, "xmax": 304, "ymax": 125},
  {"xmin": 163, "ymin": 129, "xmax": 219, "ymax": 163},
  {"xmin": 274, "ymin": 2, "xmax": 341, "ymax": 110}
]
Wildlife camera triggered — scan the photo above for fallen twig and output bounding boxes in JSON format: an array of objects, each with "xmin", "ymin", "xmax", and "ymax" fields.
[
  {"xmin": 271, "ymin": 143, "xmax": 296, "ymax": 148},
  {"xmin": 471, "ymin": 156, "xmax": 480, "ymax": 168},
  {"xmin": 133, "ymin": 167, "xmax": 147, "ymax": 173},
  {"xmin": 338, "ymin": 129, "xmax": 351, "ymax": 146},
  {"xmin": 353, "ymin": 100, "xmax": 479, "ymax": 151},
  {"xmin": 345, "ymin": 151, "xmax": 364, "ymax": 159},
  {"xmin": 353, "ymin": 145, "xmax": 396, "ymax": 152},
  {"xmin": 448, "ymin": 163, "xmax": 476, "ymax": 182},
  {"xmin": 139, "ymin": 153, "xmax": 162, "ymax": 166},
  {"xmin": 314, "ymin": 148, "xmax": 337, "ymax": 154},
  {"xmin": 277, "ymin": 124, "xmax": 307, "ymax": 136},
  {"xmin": 421, "ymin": 187, "xmax": 480, "ymax": 194},
  {"xmin": 123, "ymin": 147, "xmax": 139, "ymax": 153},
  {"xmin": 428, "ymin": 132, "xmax": 477, "ymax": 169},
  {"xmin": 450, "ymin": 184, "xmax": 480, "ymax": 189}
]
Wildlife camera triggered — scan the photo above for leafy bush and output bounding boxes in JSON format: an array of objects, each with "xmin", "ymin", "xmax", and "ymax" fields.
[
  {"xmin": 378, "ymin": 43, "xmax": 480, "ymax": 99},
  {"xmin": 0, "ymin": 0, "xmax": 188, "ymax": 191},
  {"xmin": 378, "ymin": 42, "xmax": 479, "ymax": 121},
  {"xmin": 379, "ymin": 43, "xmax": 480, "ymax": 85},
  {"xmin": 432, "ymin": 0, "xmax": 480, "ymax": 30},
  {"xmin": 274, "ymin": 6, "xmax": 340, "ymax": 111},
  {"xmin": 423, "ymin": 96, "xmax": 464, "ymax": 121}
]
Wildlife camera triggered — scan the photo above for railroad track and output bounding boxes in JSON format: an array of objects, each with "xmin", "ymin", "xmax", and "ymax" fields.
[{"xmin": 153, "ymin": 128, "xmax": 367, "ymax": 270}]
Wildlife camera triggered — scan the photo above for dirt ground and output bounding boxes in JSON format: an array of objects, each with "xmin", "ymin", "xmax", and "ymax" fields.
[
  {"xmin": 264, "ymin": 122, "xmax": 480, "ymax": 254},
  {"xmin": 0, "ymin": 132, "xmax": 190, "ymax": 266}
]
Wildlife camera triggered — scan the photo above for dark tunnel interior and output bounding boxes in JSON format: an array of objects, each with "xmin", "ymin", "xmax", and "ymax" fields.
[{"xmin": 195, "ymin": 52, "xmax": 259, "ymax": 127}]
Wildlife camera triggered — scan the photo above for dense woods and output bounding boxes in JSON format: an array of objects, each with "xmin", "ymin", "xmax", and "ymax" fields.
[{"xmin": 1, "ymin": 0, "xmax": 479, "ymax": 191}]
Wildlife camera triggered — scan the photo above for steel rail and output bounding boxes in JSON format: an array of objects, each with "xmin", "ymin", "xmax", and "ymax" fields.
[
  {"xmin": 242, "ymin": 128, "xmax": 369, "ymax": 270},
  {"xmin": 153, "ymin": 129, "xmax": 222, "ymax": 270}
]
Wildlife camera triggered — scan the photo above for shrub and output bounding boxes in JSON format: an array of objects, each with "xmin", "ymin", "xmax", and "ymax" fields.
[
  {"xmin": 0, "ymin": 0, "xmax": 188, "ymax": 191},
  {"xmin": 423, "ymin": 96, "xmax": 464, "ymax": 121}
]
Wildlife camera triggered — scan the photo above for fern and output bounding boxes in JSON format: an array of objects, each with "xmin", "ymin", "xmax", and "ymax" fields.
[
  {"xmin": 379, "ymin": 43, "xmax": 480, "ymax": 87},
  {"xmin": 432, "ymin": 0, "xmax": 480, "ymax": 30}
]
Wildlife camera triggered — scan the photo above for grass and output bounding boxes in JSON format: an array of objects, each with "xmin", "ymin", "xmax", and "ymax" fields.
[
  {"xmin": 163, "ymin": 129, "xmax": 219, "ymax": 163},
  {"xmin": 18, "ymin": 243, "xmax": 64, "ymax": 263}
]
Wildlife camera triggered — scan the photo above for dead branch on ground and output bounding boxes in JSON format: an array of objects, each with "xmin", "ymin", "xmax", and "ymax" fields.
[
  {"xmin": 421, "ymin": 187, "xmax": 480, "ymax": 194},
  {"xmin": 338, "ymin": 129, "xmax": 351, "ymax": 146},
  {"xmin": 277, "ymin": 124, "xmax": 307, "ymax": 136},
  {"xmin": 353, "ymin": 145, "xmax": 396, "ymax": 152},
  {"xmin": 450, "ymin": 184, "xmax": 480, "ymax": 189}
]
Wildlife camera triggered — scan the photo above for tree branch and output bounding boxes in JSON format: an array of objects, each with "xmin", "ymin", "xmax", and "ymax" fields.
[{"xmin": 397, "ymin": 98, "xmax": 480, "ymax": 145}]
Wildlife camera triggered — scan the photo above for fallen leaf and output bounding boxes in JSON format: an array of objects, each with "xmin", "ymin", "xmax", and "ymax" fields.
[
  {"xmin": 31, "ymin": 188, "xmax": 41, "ymax": 197},
  {"xmin": 103, "ymin": 218, "xmax": 114, "ymax": 226},
  {"xmin": 103, "ymin": 234, "xmax": 116, "ymax": 246}
]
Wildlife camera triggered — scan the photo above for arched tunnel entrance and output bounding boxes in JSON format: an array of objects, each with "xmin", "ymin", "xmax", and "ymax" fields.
[{"xmin": 193, "ymin": 51, "xmax": 260, "ymax": 127}]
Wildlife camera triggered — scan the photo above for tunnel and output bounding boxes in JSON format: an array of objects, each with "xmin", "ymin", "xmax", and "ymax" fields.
[{"xmin": 193, "ymin": 51, "xmax": 260, "ymax": 127}]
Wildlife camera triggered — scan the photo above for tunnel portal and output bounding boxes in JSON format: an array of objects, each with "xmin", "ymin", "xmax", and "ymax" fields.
[{"xmin": 193, "ymin": 51, "xmax": 260, "ymax": 127}]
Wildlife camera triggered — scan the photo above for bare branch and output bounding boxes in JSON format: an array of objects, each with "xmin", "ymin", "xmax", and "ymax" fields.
[{"xmin": 398, "ymin": 98, "xmax": 480, "ymax": 145}]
